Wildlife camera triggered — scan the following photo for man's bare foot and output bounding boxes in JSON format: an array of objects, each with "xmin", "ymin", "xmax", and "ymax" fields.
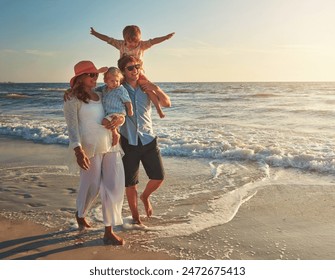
[
  {"xmin": 103, "ymin": 232, "xmax": 125, "ymax": 246},
  {"xmin": 75, "ymin": 211, "xmax": 91, "ymax": 229},
  {"xmin": 132, "ymin": 218, "xmax": 143, "ymax": 225},
  {"xmin": 140, "ymin": 194, "xmax": 153, "ymax": 217},
  {"xmin": 130, "ymin": 219, "xmax": 148, "ymax": 230}
]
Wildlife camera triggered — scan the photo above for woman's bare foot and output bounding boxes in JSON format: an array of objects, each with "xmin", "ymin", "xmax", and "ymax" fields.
[
  {"xmin": 75, "ymin": 211, "xmax": 91, "ymax": 229},
  {"xmin": 103, "ymin": 232, "xmax": 125, "ymax": 246},
  {"xmin": 140, "ymin": 194, "xmax": 153, "ymax": 217}
]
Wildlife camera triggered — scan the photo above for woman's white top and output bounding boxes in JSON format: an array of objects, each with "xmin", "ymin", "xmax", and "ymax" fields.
[{"xmin": 63, "ymin": 91, "xmax": 123, "ymax": 159}]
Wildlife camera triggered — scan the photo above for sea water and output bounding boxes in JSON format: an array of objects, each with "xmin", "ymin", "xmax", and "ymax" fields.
[
  {"xmin": 1, "ymin": 82, "xmax": 335, "ymax": 259},
  {"xmin": 2, "ymin": 82, "xmax": 335, "ymax": 172}
]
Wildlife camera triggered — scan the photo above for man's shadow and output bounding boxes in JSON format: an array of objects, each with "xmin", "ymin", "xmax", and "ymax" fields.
[{"xmin": 0, "ymin": 227, "xmax": 109, "ymax": 260}]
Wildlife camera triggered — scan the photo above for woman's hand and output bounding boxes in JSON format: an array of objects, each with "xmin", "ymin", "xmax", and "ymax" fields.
[
  {"xmin": 74, "ymin": 147, "xmax": 90, "ymax": 170},
  {"xmin": 102, "ymin": 115, "xmax": 125, "ymax": 130}
]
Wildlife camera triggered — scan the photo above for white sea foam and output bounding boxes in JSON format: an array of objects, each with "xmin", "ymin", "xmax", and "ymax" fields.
[
  {"xmin": 1, "ymin": 82, "xmax": 335, "ymax": 175},
  {"xmin": 151, "ymin": 180, "xmax": 265, "ymax": 238},
  {"xmin": 138, "ymin": 159, "xmax": 271, "ymax": 238},
  {"xmin": 5, "ymin": 93, "xmax": 30, "ymax": 99},
  {"xmin": 1, "ymin": 116, "xmax": 335, "ymax": 174},
  {"xmin": 39, "ymin": 87, "xmax": 67, "ymax": 92}
]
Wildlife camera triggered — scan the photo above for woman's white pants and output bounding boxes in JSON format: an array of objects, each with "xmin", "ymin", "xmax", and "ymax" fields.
[{"xmin": 77, "ymin": 152, "xmax": 125, "ymax": 227}]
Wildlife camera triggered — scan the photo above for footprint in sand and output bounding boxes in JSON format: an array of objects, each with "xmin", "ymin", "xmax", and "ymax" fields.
[
  {"xmin": 27, "ymin": 202, "xmax": 46, "ymax": 207},
  {"xmin": 66, "ymin": 188, "xmax": 77, "ymax": 194},
  {"xmin": 15, "ymin": 192, "xmax": 33, "ymax": 198},
  {"xmin": 31, "ymin": 175, "xmax": 41, "ymax": 181},
  {"xmin": 60, "ymin": 207, "xmax": 75, "ymax": 213}
]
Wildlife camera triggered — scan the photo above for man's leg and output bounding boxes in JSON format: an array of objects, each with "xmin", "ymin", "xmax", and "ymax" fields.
[
  {"xmin": 141, "ymin": 137, "xmax": 165, "ymax": 218},
  {"xmin": 140, "ymin": 179, "xmax": 163, "ymax": 217},
  {"xmin": 121, "ymin": 136, "xmax": 141, "ymax": 224},
  {"xmin": 126, "ymin": 185, "xmax": 142, "ymax": 224}
]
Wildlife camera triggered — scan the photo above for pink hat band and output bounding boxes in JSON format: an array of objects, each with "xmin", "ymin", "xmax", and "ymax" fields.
[{"xmin": 70, "ymin": 60, "xmax": 108, "ymax": 87}]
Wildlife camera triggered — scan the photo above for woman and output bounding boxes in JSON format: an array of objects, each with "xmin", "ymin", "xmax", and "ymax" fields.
[{"xmin": 63, "ymin": 60, "xmax": 125, "ymax": 245}]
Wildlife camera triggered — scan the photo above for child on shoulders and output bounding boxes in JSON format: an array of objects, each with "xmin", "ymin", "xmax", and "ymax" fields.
[{"xmin": 91, "ymin": 25, "xmax": 174, "ymax": 118}]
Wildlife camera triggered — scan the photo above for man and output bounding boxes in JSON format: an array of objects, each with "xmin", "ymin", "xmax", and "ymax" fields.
[{"xmin": 118, "ymin": 55, "xmax": 171, "ymax": 225}]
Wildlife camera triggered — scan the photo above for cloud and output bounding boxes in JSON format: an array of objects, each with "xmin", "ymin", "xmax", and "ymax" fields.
[
  {"xmin": 0, "ymin": 49, "xmax": 17, "ymax": 54},
  {"xmin": 275, "ymin": 44, "xmax": 324, "ymax": 52},
  {"xmin": 24, "ymin": 49, "xmax": 56, "ymax": 56},
  {"xmin": 220, "ymin": 44, "xmax": 328, "ymax": 56},
  {"xmin": 163, "ymin": 46, "xmax": 232, "ymax": 58},
  {"xmin": 0, "ymin": 49, "xmax": 56, "ymax": 57},
  {"xmin": 159, "ymin": 38, "xmax": 232, "ymax": 58}
]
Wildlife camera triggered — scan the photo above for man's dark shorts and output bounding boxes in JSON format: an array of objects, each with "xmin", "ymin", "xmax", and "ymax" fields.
[{"xmin": 121, "ymin": 135, "xmax": 165, "ymax": 187}]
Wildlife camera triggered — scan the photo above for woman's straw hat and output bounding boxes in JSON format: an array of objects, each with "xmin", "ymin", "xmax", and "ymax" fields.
[{"xmin": 70, "ymin": 61, "xmax": 108, "ymax": 87}]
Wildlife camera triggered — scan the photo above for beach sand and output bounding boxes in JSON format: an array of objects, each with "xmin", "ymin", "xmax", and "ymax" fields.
[
  {"xmin": 1, "ymin": 136, "xmax": 335, "ymax": 260},
  {"xmin": 0, "ymin": 217, "xmax": 174, "ymax": 260}
]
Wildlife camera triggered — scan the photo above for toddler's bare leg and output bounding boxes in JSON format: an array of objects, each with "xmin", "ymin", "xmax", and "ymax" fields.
[
  {"xmin": 147, "ymin": 91, "xmax": 165, "ymax": 118},
  {"xmin": 138, "ymin": 77, "xmax": 166, "ymax": 118},
  {"xmin": 125, "ymin": 102, "xmax": 133, "ymax": 116},
  {"xmin": 111, "ymin": 129, "xmax": 120, "ymax": 146}
]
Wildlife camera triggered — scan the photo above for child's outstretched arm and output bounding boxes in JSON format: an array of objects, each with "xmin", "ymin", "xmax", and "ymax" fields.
[
  {"xmin": 150, "ymin": 32, "xmax": 175, "ymax": 46},
  {"xmin": 90, "ymin": 27, "xmax": 111, "ymax": 43}
]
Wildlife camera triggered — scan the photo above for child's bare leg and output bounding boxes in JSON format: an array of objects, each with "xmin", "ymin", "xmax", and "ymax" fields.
[
  {"xmin": 146, "ymin": 91, "xmax": 165, "ymax": 118},
  {"xmin": 125, "ymin": 102, "xmax": 133, "ymax": 116},
  {"xmin": 139, "ymin": 79, "xmax": 165, "ymax": 118},
  {"xmin": 111, "ymin": 128, "xmax": 120, "ymax": 146}
]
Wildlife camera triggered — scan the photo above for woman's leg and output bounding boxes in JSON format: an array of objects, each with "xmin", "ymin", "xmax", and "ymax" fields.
[
  {"xmin": 76, "ymin": 154, "xmax": 102, "ymax": 227},
  {"xmin": 101, "ymin": 152, "xmax": 125, "ymax": 245}
]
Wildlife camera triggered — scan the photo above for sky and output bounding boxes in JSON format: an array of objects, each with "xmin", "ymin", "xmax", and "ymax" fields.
[{"xmin": 1, "ymin": 0, "xmax": 335, "ymax": 83}]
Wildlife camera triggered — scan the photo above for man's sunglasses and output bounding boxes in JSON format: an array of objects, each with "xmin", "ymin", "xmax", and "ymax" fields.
[{"xmin": 126, "ymin": 64, "xmax": 141, "ymax": 71}]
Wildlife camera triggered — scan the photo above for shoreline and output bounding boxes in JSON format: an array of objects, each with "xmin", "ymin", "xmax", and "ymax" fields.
[{"xmin": 1, "ymin": 135, "xmax": 335, "ymax": 260}]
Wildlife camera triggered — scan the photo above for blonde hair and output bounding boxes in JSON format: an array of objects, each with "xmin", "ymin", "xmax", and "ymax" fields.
[
  {"xmin": 123, "ymin": 25, "xmax": 141, "ymax": 42},
  {"xmin": 104, "ymin": 67, "xmax": 124, "ymax": 82}
]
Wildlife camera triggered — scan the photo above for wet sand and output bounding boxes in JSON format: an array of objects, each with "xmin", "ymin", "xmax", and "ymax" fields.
[
  {"xmin": 0, "ymin": 216, "xmax": 173, "ymax": 260},
  {"xmin": 1, "ymin": 136, "xmax": 335, "ymax": 260}
]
